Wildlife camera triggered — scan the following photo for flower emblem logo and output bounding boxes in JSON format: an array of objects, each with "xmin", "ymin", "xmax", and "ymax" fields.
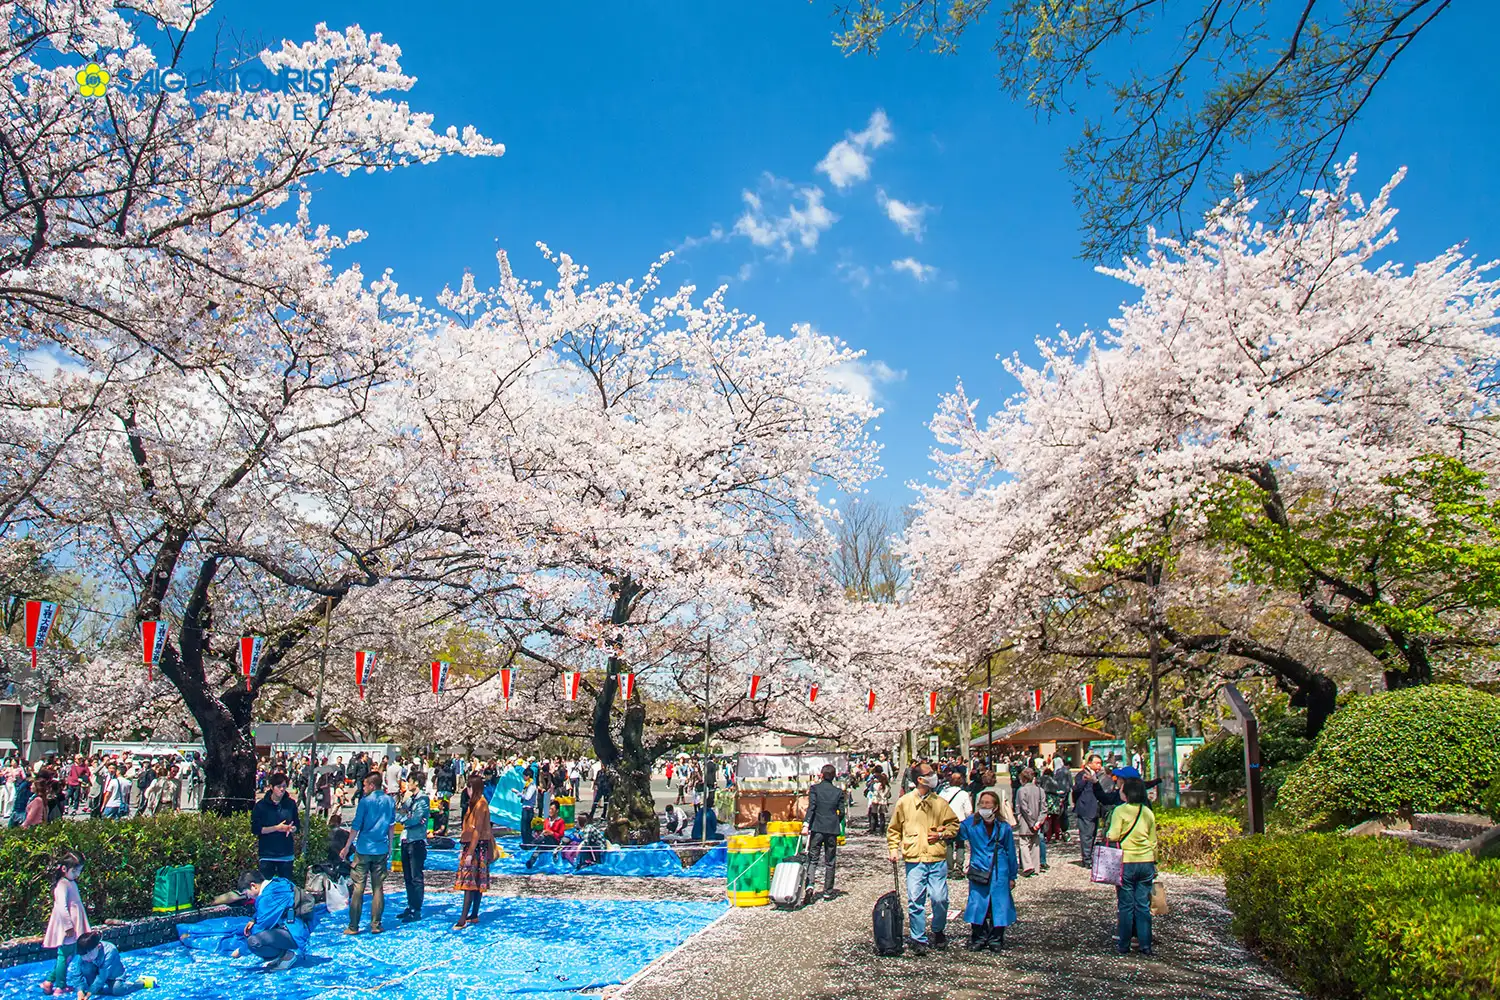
[{"xmin": 75, "ymin": 63, "xmax": 110, "ymax": 98}]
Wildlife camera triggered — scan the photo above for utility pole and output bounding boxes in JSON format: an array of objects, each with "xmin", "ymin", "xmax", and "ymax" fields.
[
  {"xmin": 702, "ymin": 635, "xmax": 711, "ymax": 757},
  {"xmin": 985, "ymin": 654, "xmax": 994, "ymax": 769},
  {"xmin": 302, "ymin": 595, "xmax": 331, "ymax": 864}
]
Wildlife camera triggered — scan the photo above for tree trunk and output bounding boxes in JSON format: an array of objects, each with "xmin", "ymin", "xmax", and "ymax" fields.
[
  {"xmin": 1382, "ymin": 632, "xmax": 1433, "ymax": 690},
  {"xmin": 590, "ymin": 575, "xmax": 660, "ymax": 841}
]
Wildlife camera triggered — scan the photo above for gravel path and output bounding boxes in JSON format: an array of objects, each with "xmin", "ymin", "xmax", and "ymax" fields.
[{"xmin": 613, "ymin": 832, "xmax": 1303, "ymax": 1000}]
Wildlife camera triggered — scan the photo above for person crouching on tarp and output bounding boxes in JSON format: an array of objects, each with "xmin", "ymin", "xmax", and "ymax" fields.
[{"xmin": 232, "ymin": 873, "xmax": 313, "ymax": 971}]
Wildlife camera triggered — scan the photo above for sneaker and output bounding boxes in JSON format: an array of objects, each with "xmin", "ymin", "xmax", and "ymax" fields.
[
  {"xmin": 271, "ymin": 951, "xmax": 297, "ymax": 971},
  {"xmin": 907, "ymin": 938, "xmax": 929, "ymax": 956},
  {"xmin": 931, "ymin": 931, "xmax": 949, "ymax": 950}
]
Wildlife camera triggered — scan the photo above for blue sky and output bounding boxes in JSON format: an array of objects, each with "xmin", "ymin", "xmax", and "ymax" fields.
[{"xmin": 212, "ymin": 1, "xmax": 1500, "ymax": 506}]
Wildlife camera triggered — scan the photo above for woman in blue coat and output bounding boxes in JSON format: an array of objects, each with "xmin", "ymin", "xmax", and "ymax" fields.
[{"xmin": 957, "ymin": 789, "xmax": 1019, "ymax": 952}]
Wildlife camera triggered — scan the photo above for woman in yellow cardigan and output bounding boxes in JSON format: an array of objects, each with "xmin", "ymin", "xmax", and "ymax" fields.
[{"xmin": 1104, "ymin": 769, "xmax": 1158, "ymax": 955}]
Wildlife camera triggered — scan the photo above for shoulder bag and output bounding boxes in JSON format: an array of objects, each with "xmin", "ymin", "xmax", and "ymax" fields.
[
  {"xmin": 966, "ymin": 823, "xmax": 1001, "ymax": 886},
  {"xmin": 1090, "ymin": 806, "xmax": 1143, "ymax": 887}
]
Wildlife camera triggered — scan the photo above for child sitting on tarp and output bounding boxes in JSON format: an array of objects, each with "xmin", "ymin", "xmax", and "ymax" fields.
[
  {"xmin": 69, "ymin": 932, "xmax": 156, "ymax": 998},
  {"xmin": 571, "ymin": 812, "xmax": 608, "ymax": 869},
  {"xmin": 231, "ymin": 873, "xmax": 314, "ymax": 971}
]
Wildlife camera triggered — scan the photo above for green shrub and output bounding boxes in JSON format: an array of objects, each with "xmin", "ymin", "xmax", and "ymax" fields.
[
  {"xmin": 1482, "ymin": 773, "xmax": 1500, "ymax": 823},
  {"xmin": 1155, "ymin": 808, "xmax": 1241, "ymax": 873},
  {"xmin": 0, "ymin": 812, "xmax": 329, "ymax": 941},
  {"xmin": 1278, "ymin": 685, "xmax": 1500, "ymax": 827},
  {"xmin": 1185, "ymin": 706, "xmax": 1314, "ymax": 805},
  {"xmin": 1222, "ymin": 833, "xmax": 1500, "ymax": 1000}
]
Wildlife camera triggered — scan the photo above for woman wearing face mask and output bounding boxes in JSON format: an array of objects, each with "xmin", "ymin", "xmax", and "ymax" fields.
[{"xmin": 956, "ymin": 790, "xmax": 1018, "ymax": 951}]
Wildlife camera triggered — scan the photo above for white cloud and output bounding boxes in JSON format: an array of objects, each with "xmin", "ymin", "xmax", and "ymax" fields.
[
  {"xmin": 891, "ymin": 257, "xmax": 937, "ymax": 282},
  {"xmin": 733, "ymin": 174, "xmax": 837, "ymax": 257},
  {"xmin": 877, "ymin": 188, "xmax": 928, "ymax": 239},
  {"xmin": 816, "ymin": 109, "xmax": 894, "ymax": 190},
  {"xmin": 827, "ymin": 357, "xmax": 907, "ymax": 400},
  {"xmin": 836, "ymin": 258, "xmax": 871, "ymax": 289}
]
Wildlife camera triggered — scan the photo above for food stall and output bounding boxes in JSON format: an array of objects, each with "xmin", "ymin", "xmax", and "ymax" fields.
[{"xmin": 732, "ymin": 752, "xmax": 849, "ymax": 828}]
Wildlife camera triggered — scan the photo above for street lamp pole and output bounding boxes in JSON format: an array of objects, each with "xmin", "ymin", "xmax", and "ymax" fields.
[
  {"xmin": 985, "ymin": 654, "xmax": 993, "ymax": 769},
  {"xmin": 302, "ymin": 595, "xmax": 331, "ymax": 864}
]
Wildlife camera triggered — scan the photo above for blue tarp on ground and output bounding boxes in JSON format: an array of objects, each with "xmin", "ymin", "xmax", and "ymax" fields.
[
  {"xmin": 0, "ymin": 893, "xmax": 724, "ymax": 1000},
  {"xmin": 423, "ymin": 838, "xmax": 728, "ymax": 879}
]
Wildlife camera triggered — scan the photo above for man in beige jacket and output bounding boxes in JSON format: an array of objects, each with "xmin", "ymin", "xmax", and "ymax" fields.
[{"xmin": 886, "ymin": 762, "xmax": 960, "ymax": 953}]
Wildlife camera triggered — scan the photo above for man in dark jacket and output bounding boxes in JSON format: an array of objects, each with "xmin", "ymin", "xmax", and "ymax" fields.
[
  {"xmin": 251, "ymin": 772, "xmax": 301, "ymax": 880},
  {"xmin": 802, "ymin": 764, "xmax": 847, "ymax": 899},
  {"xmin": 1073, "ymin": 754, "xmax": 1107, "ymax": 865}
]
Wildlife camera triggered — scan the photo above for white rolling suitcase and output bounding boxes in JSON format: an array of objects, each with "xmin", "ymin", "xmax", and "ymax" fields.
[{"xmin": 770, "ymin": 835, "xmax": 813, "ymax": 910}]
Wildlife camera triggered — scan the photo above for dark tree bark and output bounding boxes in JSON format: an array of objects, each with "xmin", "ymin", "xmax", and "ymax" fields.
[{"xmin": 590, "ymin": 575, "xmax": 661, "ymax": 841}]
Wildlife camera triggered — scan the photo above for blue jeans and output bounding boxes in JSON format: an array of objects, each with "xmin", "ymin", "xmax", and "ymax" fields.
[
  {"xmin": 1039, "ymin": 834, "xmax": 1048, "ymax": 867},
  {"xmin": 904, "ymin": 861, "xmax": 948, "ymax": 943},
  {"xmin": 103, "ymin": 805, "xmax": 126, "ymax": 819},
  {"xmin": 1117, "ymin": 861, "xmax": 1155, "ymax": 952}
]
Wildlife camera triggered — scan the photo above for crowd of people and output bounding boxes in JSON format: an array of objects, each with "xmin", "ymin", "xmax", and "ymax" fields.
[{"xmin": 0, "ymin": 751, "xmax": 204, "ymax": 827}]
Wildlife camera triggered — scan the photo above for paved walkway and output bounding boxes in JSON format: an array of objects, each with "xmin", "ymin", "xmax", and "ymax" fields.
[{"xmin": 615, "ymin": 831, "xmax": 1302, "ymax": 1000}]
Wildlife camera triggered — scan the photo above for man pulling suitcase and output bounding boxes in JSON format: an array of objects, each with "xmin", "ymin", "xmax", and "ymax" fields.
[{"xmin": 803, "ymin": 764, "xmax": 846, "ymax": 900}]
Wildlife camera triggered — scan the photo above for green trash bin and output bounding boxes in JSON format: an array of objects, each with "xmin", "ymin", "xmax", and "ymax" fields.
[
  {"xmin": 174, "ymin": 864, "xmax": 195, "ymax": 911},
  {"xmin": 152, "ymin": 864, "xmax": 194, "ymax": 913}
]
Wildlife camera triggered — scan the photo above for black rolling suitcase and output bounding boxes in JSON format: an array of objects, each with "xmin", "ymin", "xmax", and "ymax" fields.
[{"xmin": 872, "ymin": 862, "xmax": 904, "ymax": 956}]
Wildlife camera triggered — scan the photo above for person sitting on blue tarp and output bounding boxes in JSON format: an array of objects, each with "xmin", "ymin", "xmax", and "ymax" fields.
[
  {"xmin": 573, "ymin": 811, "xmax": 608, "ymax": 869},
  {"xmin": 232, "ymin": 873, "xmax": 313, "ymax": 971},
  {"xmin": 69, "ymin": 931, "xmax": 155, "ymax": 997}
]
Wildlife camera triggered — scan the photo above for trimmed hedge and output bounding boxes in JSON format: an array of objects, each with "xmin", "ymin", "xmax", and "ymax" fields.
[
  {"xmin": 1155, "ymin": 808, "xmax": 1241, "ymax": 873},
  {"xmin": 1482, "ymin": 773, "xmax": 1500, "ymax": 823},
  {"xmin": 0, "ymin": 813, "xmax": 329, "ymax": 942},
  {"xmin": 1222, "ymin": 833, "xmax": 1500, "ymax": 1000},
  {"xmin": 1278, "ymin": 685, "xmax": 1500, "ymax": 827}
]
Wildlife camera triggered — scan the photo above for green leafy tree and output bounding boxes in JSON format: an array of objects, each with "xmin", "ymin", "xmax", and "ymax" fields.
[{"xmin": 1208, "ymin": 456, "xmax": 1500, "ymax": 690}]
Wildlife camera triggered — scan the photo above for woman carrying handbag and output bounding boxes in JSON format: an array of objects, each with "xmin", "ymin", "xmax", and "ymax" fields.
[
  {"xmin": 956, "ymin": 790, "xmax": 1019, "ymax": 952},
  {"xmin": 1101, "ymin": 768, "xmax": 1158, "ymax": 955}
]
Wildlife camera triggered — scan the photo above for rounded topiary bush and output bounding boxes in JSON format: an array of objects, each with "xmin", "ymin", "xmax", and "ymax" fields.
[{"xmin": 1278, "ymin": 684, "xmax": 1500, "ymax": 827}]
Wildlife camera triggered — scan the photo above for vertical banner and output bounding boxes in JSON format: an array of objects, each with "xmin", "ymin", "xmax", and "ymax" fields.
[
  {"xmin": 1031, "ymin": 688, "xmax": 1044, "ymax": 714},
  {"xmin": 355, "ymin": 651, "xmax": 377, "ymax": 699},
  {"xmin": 926, "ymin": 690, "xmax": 939, "ymax": 716},
  {"xmin": 431, "ymin": 659, "xmax": 450, "ymax": 694},
  {"xmin": 865, "ymin": 690, "xmax": 876, "ymax": 712},
  {"xmin": 238, "ymin": 636, "xmax": 265, "ymax": 691},
  {"xmin": 499, "ymin": 667, "xmax": 514, "ymax": 702},
  {"xmin": 561, "ymin": 671, "xmax": 580, "ymax": 701},
  {"xmin": 1078, "ymin": 682, "xmax": 1094, "ymax": 708},
  {"xmin": 618, "ymin": 672, "xmax": 635, "ymax": 701},
  {"xmin": 806, "ymin": 683, "xmax": 819, "ymax": 705},
  {"xmin": 23, "ymin": 600, "xmax": 58, "ymax": 669},
  {"xmin": 977, "ymin": 690, "xmax": 991, "ymax": 715},
  {"xmin": 140, "ymin": 620, "xmax": 168, "ymax": 682},
  {"xmin": 746, "ymin": 674, "xmax": 764, "ymax": 701}
]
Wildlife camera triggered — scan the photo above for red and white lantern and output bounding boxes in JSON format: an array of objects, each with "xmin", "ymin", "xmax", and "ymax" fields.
[
  {"xmin": 354, "ymin": 650, "xmax": 376, "ymax": 699},
  {"xmin": 1078, "ymin": 682, "xmax": 1094, "ymax": 708},
  {"xmin": 619, "ymin": 672, "xmax": 636, "ymax": 701},
  {"xmin": 926, "ymin": 691, "xmax": 939, "ymax": 717},
  {"xmin": 499, "ymin": 667, "xmax": 514, "ymax": 702},
  {"xmin": 866, "ymin": 690, "xmax": 877, "ymax": 712},
  {"xmin": 239, "ymin": 636, "xmax": 265, "ymax": 690},
  {"xmin": 746, "ymin": 674, "xmax": 764, "ymax": 701},
  {"xmin": 24, "ymin": 600, "xmax": 58, "ymax": 669},
  {"xmin": 561, "ymin": 671, "xmax": 581, "ymax": 701},
  {"xmin": 807, "ymin": 683, "xmax": 819, "ymax": 705},
  {"xmin": 977, "ymin": 690, "xmax": 991, "ymax": 715},
  {"xmin": 140, "ymin": 620, "xmax": 168, "ymax": 682},
  {"xmin": 431, "ymin": 659, "xmax": 450, "ymax": 694},
  {"xmin": 1031, "ymin": 688, "xmax": 1044, "ymax": 713}
]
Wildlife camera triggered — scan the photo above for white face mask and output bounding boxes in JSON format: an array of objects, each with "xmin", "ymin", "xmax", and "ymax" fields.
[
  {"xmin": 919, "ymin": 775, "xmax": 939, "ymax": 790},
  {"xmin": 977, "ymin": 807, "xmax": 995, "ymax": 820}
]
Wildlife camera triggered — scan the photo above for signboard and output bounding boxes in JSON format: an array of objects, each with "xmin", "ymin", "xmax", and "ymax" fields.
[
  {"xmin": 928, "ymin": 735, "xmax": 939, "ymax": 758},
  {"xmin": 734, "ymin": 752, "xmax": 850, "ymax": 780}
]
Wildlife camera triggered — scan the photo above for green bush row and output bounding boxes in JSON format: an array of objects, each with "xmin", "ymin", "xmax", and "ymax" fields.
[
  {"xmin": 1154, "ymin": 808, "xmax": 1242, "ymax": 873},
  {"xmin": 0, "ymin": 813, "xmax": 329, "ymax": 942},
  {"xmin": 1222, "ymin": 833, "xmax": 1500, "ymax": 1000}
]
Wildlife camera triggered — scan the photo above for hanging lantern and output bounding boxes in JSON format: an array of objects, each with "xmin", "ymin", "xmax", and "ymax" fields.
[
  {"xmin": 746, "ymin": 674, "xmax": 764, "ymax": 701},
  {"xmin": 866, "ymin": 690, "xmax": 876, "ymax": 712},
  {"xmin": 499, "ymin": 667, "xmax": 514, "ymax": 702},
  {"xmin": 355, "ymin": 651, "xmax": 377, "ymax": 699},
  {"xmin": 239, "ymin": 636, "xmax": 265, "ymax": 691},
  {"xmin": 24, "ymin": 600, "xmax": 59, "ymax": 669},
  {"xmin": 561, "ymin": 671, "xmax": 580, "ymax": 701},
  {"xmin": 431, "ymin": 660, "xmax": 450, "ymax": 694},
  {"xmin": 140, "ymin": 620, "xmax": 168, "ymax": 682},
  {"xmin": 1031, "ymin": 688, "xmax": 1044, "ymax": 713},
  {"xmin": 1078, "ymin": 682, "xmax": 1094, "ymax": 708},
  {"xmin": 977, "ymin": 690, "xmax": 991, "ymax": 715},
  {"xmin": 926, "ymin": 691, "xmax": 939, "ymax": 716},
  {"xmin": 807, "ymin": 683, "xmax": 819, "ymax": 705},
  {"xmin": 619, "ymin": 672, "xmax": 636, "ymax": 701}
]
